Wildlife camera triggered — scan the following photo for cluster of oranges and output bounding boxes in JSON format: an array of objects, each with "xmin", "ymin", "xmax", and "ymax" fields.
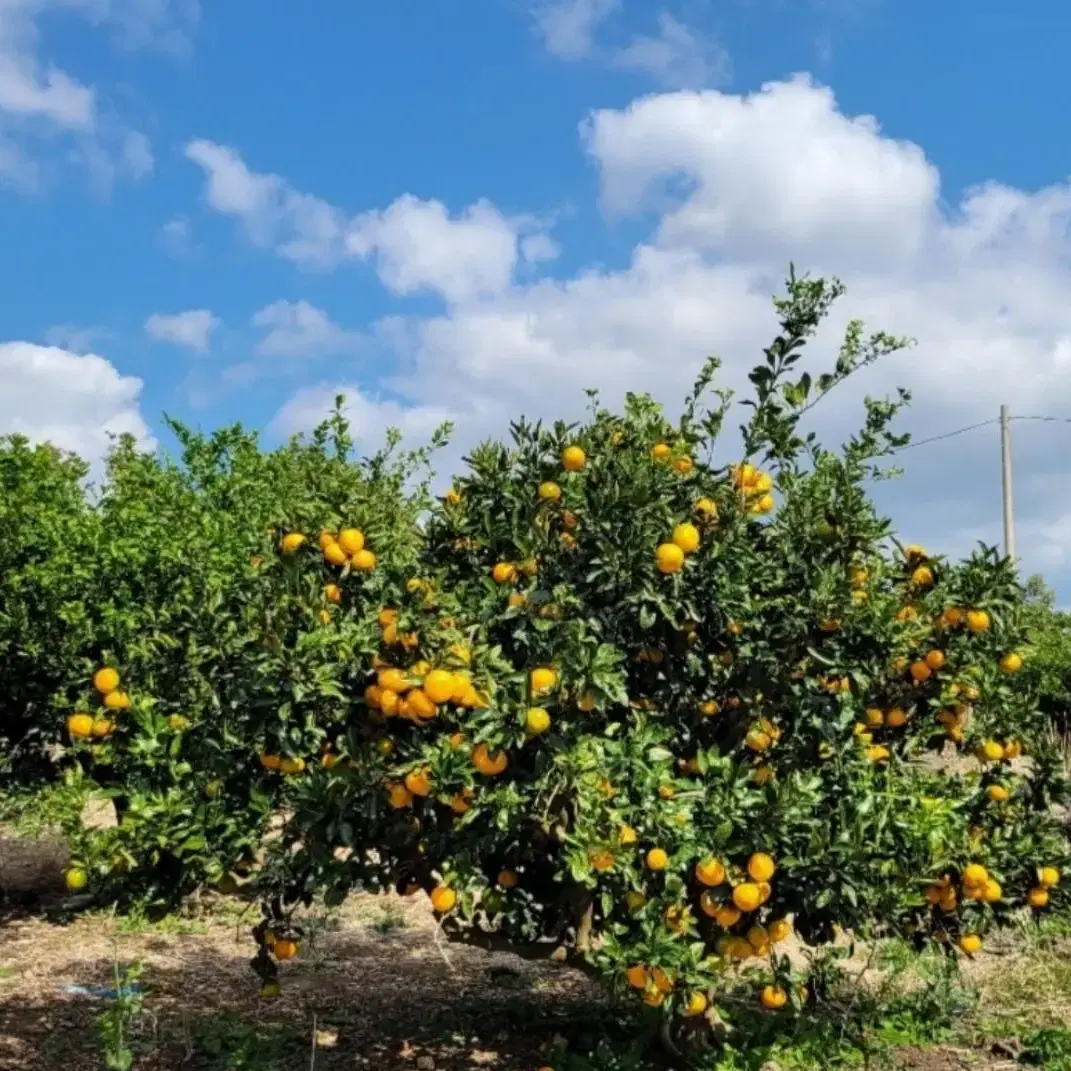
[
  {"xmin": 731, "ymin": 463, "xmax": 775, "ymax": 515},
  {"xmin": 66, "ymin": 666, "xmax": 130, "ymax": 741},
  {"xmin": 655, "ymin": 521, "xmax": 701, "ymax": 575},
  {"xmin": 280, "ymin": 526, "xmax": 376, "ymax": 572},
  {"xmin": 650, "ymin": 440, "xmax": 695, "ymax": 475},
  {"xmin": 925, "ymin": 862, "xmax": 1059, "ymax": 930}
]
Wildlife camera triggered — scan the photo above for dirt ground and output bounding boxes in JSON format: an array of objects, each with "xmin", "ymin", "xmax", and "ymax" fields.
[{"xmin": 0, "ymin": 891, "xmax": 1066, "ymax": 1071}]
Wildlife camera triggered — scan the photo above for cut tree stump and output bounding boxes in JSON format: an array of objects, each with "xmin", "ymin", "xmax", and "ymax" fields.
[{"xmin": 0, "ymin": 835, "xmax": 70, "ymax": 902}]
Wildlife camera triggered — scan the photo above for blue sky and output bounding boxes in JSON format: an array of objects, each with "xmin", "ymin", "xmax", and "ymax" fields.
[{"xmin": 3, "ymin": 0, "xmax": 1071, "ymax": 596}]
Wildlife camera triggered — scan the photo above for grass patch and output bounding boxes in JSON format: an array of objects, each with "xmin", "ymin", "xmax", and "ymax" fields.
[{"xmin": 184, "ymin": 1013, "xmax": 305, "ymax": 1071}]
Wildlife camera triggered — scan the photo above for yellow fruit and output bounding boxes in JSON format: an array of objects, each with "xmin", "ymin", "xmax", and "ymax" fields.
[
  {"xmin": 279, "ymin": 757, "xmax": 306, "ymax": 776},
  {"xmin": 957, "ymin": 934, "xmax": 982, "ymax": 955},
  {"xmin": 404, "ymin": 769, "xmax": 432, "ymax": 797},
  {"xmin": 378, "ymin": 668, "xmax": 410, "ymax": 694},
  {"xmin": 965, "ymin": 609, "xmax": 991, "ymax": 633},
  {"xmin": 280, "ymin": 532, "xmax": 306, "ymax": 553},
  {"xmin": 987, "ymin": 785, "xmax": 1009, "ymax": 802},
  {"xmin": 887, "ymin": 708, "xmax": 908, "ymax": 728},
  {"xmin": 526, "ymin": 707, "xmax": 551, "ymax": 735},
  {"xmin": 1039, "ymin": 867, "xmax": 1061, "ymax": 889},
  {"xmin": 1027, "ymin": 887, "xmax": 1050, "ymax": 908},
  {"xmin": 538, "ymin": 481, "xmax": 561, "ymax": 500},
  {"xmin": 562, "ymin": 445, "xmax": 587, "ymax": 471},
  {"xmin": 618, "ymin": 826, "xmax": 638, "ymax": 846},
  {"xmin": 259, "ymin": 753, "xmax": 281, "ymax": 771},
  {"xmin": 753, "ymin": 493, "xmax": 775, "ymax": 514},
  {"xmin": 492, "ymin": 562, "xmax": 517, "ymax": 584},
  {"xmin": 655, "ymin": 543, "xmax": 685, "ymax": 574},
  {"xmin": 925, "ymin": 650, "xmax": 946, "ymax": 670},
  {"xmin": 67, "ymin": 713, "xmax": 94, "ymax": 739},
  {"xmin": 387, "ymin": 783, "xmax": 413, "ymax": 809},
  {"xmin": 700, "ymin": 700, "xmax": 720, "ymax": 717},
  {"xmin": 64, "ymin": 866, "xmax": 88, "ymax": 892},
  {"xmin": 588, "ymin": 848, "xmax": 615, "ymax": 871},
  {"xmin": 430, "ymin": 886, "xmax": 457, "ymax": 913},
  {"xmin": 674, "ymin": 457, "xmax": 694, "ymax": 475},
  {"xmin": 747, "ymin": 853, "xmax": 776, "ymax": 882},
  {"xmin": 684, "ymin": 991, "xmax": 707, "ymax": 1016},
  {"xmin": 530, "ymin": 667, "xmax": 557, "ymax": 693},
  {"xmin": 646, "ymin": 848, "xmax": 669, "ymax": 871},
  {"xmin": 696, "ymin": 858, "xmax": 726, "ymax": 887},
  {"xmin": 651, "ymin": 442, "xmax": 671, "ymax": 460},
  {"xmin": 324, "ymin": 583, "xmax": 342, "ymax": 604},
  {"xmin": 406, "ymin": 690, "xmax": 437, "ymax": 720},
  {"xmin": 444, "ymin": 488, "xmax": 462, "ymax": 504},
  {"xmin": 768, "ymin": 919, "xmax": 791, "ymax": 943},
  {"xmin": 272, "ymin": 939, "xmax": 299, "ymax": 961},
  {"xmin": 626, "ymin": 965, "xmax": 648, "ymax": 989},
  {"xmin": 999, "ymin": 652, "xmax": 1023, "ymax": 674},
  {"xmin": 93, "ymin": 667, "xmax": 120, "ymax": 694},
  {"xmin": 963, "ymin": 864, "xmax": 988, "ymax": 887},
  {"xmin": 695, "ymin": 497, "xmax": 718, "ymax": 518},
  {"xmin": 351, "ymin": 549, "xmax": 376, "ymax": 571},
  {"xmin": 979, "ymin": 740, "xmax": 1005, "ymax": 763},
  {"xmin": 101, "ymin": 690, "xmax": 131, "ymax": 711},
  {"xmin": 745, "ymin": 729, "xmax": 771, "ymax": 752},
  {"xmin": 866, "ymin": 745, "xmax": 890, "ymax": 763},
  {"xmin": 167, "ymin": 714, "xmax": 190, "ymax": 732},
  {"xmin": 760, "ymin": 985, "xmax": 788, "ymax": 1010},
  {"xmin": 713, "ymin": 904, "xmax": 742, "ymax": 928},
  {"xmin": 911, "ymin": 565, "xmax": 934, "ymax": 587},
  {"xmin": 981, "ymin": 880, "xmax": 1002, "ymax": 903},
  {"xmin": 260, "ymin": 981, "xmax": 281, "ymax": 1001},
  {"xmin": 671, "ymin": 522, "xmax": 700, "ymax": 554},
  {"xmin": 337, "ymin": 528, "xmax": 365, "ymax": 555},
  {"xmin": 323, "ymin": 541, "xmax": 348, "ymax": 566},
  {"xmin": 422, "ymin": 670, "xmax": 456, "ymax": 704},
  {"xmin": 732, "ymin": 883, "xmax": 762, "ymax": 912},
  {"xmin": 317, "ymin": 530, "xmax": 336, "ymax": 551}
]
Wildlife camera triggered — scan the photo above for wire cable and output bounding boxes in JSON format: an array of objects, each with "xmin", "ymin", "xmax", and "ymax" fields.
[{"xmin": 890, "ymin": 414, "xmax": 1071, "ymax": 453}]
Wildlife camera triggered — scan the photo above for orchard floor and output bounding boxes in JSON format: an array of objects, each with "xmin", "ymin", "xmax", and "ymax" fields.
[{"xmin": 2, "ymin": 891, "xmax": 1071, "ymax": 1071}]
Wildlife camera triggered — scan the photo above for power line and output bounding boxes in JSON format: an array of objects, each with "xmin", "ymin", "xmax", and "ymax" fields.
[{"xmin": 891, "ymin": 414, "xmax": 1071, "ymax": 453}]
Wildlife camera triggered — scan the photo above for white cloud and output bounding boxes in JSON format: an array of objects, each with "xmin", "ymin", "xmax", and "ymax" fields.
[
  {"xmin": 144, "ymin": 309, "xmax": 219, "ymax": 352},
  {"xmin": 532, "ymin": 0, "xmax": 619, "ymax": 59},
  {"xmin": 267, "ymin": 75, "xmax": 1071, "ymax": 589},
  {"xmin": 159, "ymin": 215, "xmax": 191, "ymax": 256},
  {"xmin": 0, "ymin": 341, "xmax": 153, "ymax": 468},
  {"xmin": 186, "ymin": 142, "xmax": 555, "ymax": 302},
  {"xmin": 0, "ymin": 0, "xmax": 188, "ymax": 192},
  {"xmin": 43, "ymin": 324, "xmax": 110, "ymax": 354},
  {"xmin": 251, "ymin": 300, "xmax": 362, "ymax": 358},
  {"xmin": 613, "ymin": 12, "xmax": 730, "ymax": 90}
]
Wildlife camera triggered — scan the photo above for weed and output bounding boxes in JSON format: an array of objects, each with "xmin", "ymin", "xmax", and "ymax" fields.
[
  {"xmin": 93, "ymin": 958, "xmax": 145, "ymax": 1071},
  {"xmin": 367, "ymin": 903, "xmax": 407, "ymax": 935}
]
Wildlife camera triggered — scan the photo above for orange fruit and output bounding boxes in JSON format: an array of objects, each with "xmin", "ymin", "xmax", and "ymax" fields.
[
  {"xmin": 963, "ymin": 863, "xmax": 988, "ymax": 887},
  {"xmin": 67, "ymin": 713, "xmax": 94, "ymax": 739},
  {"xmin": 999, "ymin": 652, "xmax": 1023, "ymax": 674},
  {"xmin": 91, "ymin": 716, "xmax": 114, "ymax": 738},
  {"xmin": 530, "ymin": 667, "xmax": 557, "ymax": 693},
  {"xmin": 651, "ymin": 442, "xmax": 671, "ymax": 460},
  {"xmin": 910, "ymin": 661, "xmax": 932, "ymax": 682},
  {"xmin": 538, "ymin": 481, "xmax": 561, "ymax": 500},
  {"xmin": 713, "ymin": 904, "xmax": 742, "ymax": 928},
  {"xmin": 1039, "ymin": 867, "xmax": 1061, "ymax": 889},
  {"xmin": 700, "ymin": 700, "xmax": 720, "ymax": 717},
  {"xmin": 279, "ymin": 757, "xmax": 305, "ymax": 775},
  {"xmin": 337, "ymin": 528, "xmax": 365, "ymax": 555},
  {"xmin": 768, "ymin": 919, "xmax": 791, "ymax": 943},
  {"xmin": 280, "ymin": 533, "xmax": 306, "ymax": 553},
  {"xmin": 259, "ymin": 753, "xmax": 281, "ymax": 771},
  {"xmin": 317, "ymin": 530, "xmax": 336, "ymax": 551},
  {"xmin": 323, "ymin": 541, "xmax": 348, "ymax": 566},
  {"xmin": 957, "ymin": 934, "xmax": 982, "ymax": 955},
  {"xmin": 430, "ymin": 886, "xmax": 457, "ymax": 913},
  {"xmin": 561, "ymin": 445, "xmax": 586, "ymax": 471},
  {"xmin": 351, "ymin": 549, "xmax": 376, "ymax": 570},
  {"xmin": 925, "ymin": 650, "xmax": 946, "ymax": 670},
  {"xmin": 674, "ymin": 457, "xmax": 694, "ymax": 475},
  {"xmin": 422, "ymin": 670, "xmax": 455, "ymax": 704},
  {"xmin": 492, "ymin": 562, "xmax": 517, "ymax": 584},
  {"xmin": 887, "ymin": 708, "xmax": 908, "ymax": 728},
  {"xmin": 986, "ymin": 785, "xmax": 1009, "ymax": 802},
  {"xmin": 497, "ymin": 870, "xmax": 518, "ymax": 889},
  {"xmin": 646, "ymin": 848, "xmax": 669, "ymax": 871},
  {"xmin": 626, "ymin": 965, "xmax": 648, "ymax": 989},
  {"xmin": 472, "ymin": 743, "xmax": 508, "ymax": 776},
  {"xmin": 671, "ymin": 522, "xmax": 700, "ymax": 554},
  {"xmin": 525, "ymin": 707, "xmax": 551, "ymax": 735},
  {"xmin": 272, "ymin": 939, "xmax": 299, "ymax": 961},
  {"xmin": 695, "ymin": 497, "xmax": 718, "ymax": 518},
  {"xmin": 64, "ymin": 866, "xmax": 88, "ymax": 892},
  {"xmin": 747, "ymin": 852, "xmax": 776, "ymax": 882},
  {"xmin": 379, "ymin": 689, "xmax": 400, "ymax": 717},
  {"xmin": 587, "ymin": 848, "xmax": 615, "ymax": 871},
  {"xmin": 378, "ymin": 668, "xmax": 410, "ymax": 693},
  {"xmin": 732, "ymin": 883, "xmax": 762, "ymax": 912},
  {"xmin": 404, "ymin": 769, "xmax": 431, "ymax": 797},
  {"xmin": 93, "ymin": 668, "xmax": 120, "ymax": 694},
  {"xmin": 683, "ymin": 991, "xmax": 707, "ymax": 1016},
  {"xmin": 407, "ymin": 690, "xmax": 438, "ymax": 720},
  {"xmin": 324, "ymin": 583, "xmax": 342, "ymax": 604},
  {"xmin": 965, "ymin": 609, "xmax": 990, "ymax": 633},
  {"xmin": 911, "ymin": 565, "xmax": 934, "ymax": 587},
  {"xmin": 1027, "ymin": 887, "xmax": 1050, "ymax": 908},
  {"xmin": 387, "ymin": 783, "xmax": 413, "ymax": 809},
  {"xmin": 696, "ymin": 858, "xmax": 726, "ymax": 887},
  {"xmin": 655, "ymin": 543, "xmax": 685, "ymax": 573},
  {"xmin": 760, "ymin": 985, "xmax": 788, "ymax": 1009}
]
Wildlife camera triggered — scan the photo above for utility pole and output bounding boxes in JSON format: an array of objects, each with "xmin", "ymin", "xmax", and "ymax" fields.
[{"xmin": 1000, "ymin": 404, "xmax": 1016, "ymax": 563}]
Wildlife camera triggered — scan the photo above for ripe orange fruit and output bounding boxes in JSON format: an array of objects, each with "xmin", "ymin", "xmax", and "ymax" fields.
[
  {"xmin": 279, "ymin": 757, "xmax": 306, "ymax": 775},
  {"xmin": 646, "ymin": 848, "xmax": 669, "ymax": 871},
  {"xmin": 674, "ymin": 457, "xmax": 694, "ymax": 475},
  {"xmin": 768, "ymin": 919, "xmax": 792, "ymax": 943},
  {"xmin": 1039, "ymin": 867, "xmax": 1061, "ymax": 889},
  {"xmin": 713, "ymin": 903, "xmax": 742, "ymax": 928},
  {"xmin": 965, "ymin": 609, "xmax": 990, "ymax": 633},
  {"xmin": 378, "ymin": 668, "xmax": 410, "ymax": 693},
  {"xmin": 272, "ymin": 939, "xmax": 299, "ymax": 961},
  {"xmin": 910, "ymin": 661, "xmax": 932, "ymax": 682},
  {"xmin": 957, "ymin": 934, "xmax": 982, "ymax": 955},
  {"xmin": 323, "ymin": 541, "xmax": 348, "ymax": 566},
  {"xmin": 337, "ymin": 528, "xmax": 365, "ymax": 555},
  {"xmin": 886, "ymin": 708, "xmax": 908, "ymax": 728},
  {"xmin": 530, "ymin": 667, "xmax": 557, "ymax": 693},
  {"xmin": 561, "ymin": 445, "xmax": 586, "ymax": 471},
  {"xmin": 351, "ymin": 549, "xmax": 376, "ymax": 570},
  {"xmin": 472, "ymin": 743, "xmax": 508, "ymax": 776},
  {"xmin": 760, "ymin": 985, "xmax": 788, "ymax": 1009},
  {"xmin": 492, "ymin": 562, "xmax": 517, "ymax": 584},
  {"xmin": 421, "ymin": 670, "xmax": 455, "ymax": 704},
  {"xmin": 404, "ymin": 769, "xmax": 432, "ymax": 797},
  {"xmin": 67, "ymin": 713, "xmax": 94, "ymax": 739},
  {"xmin": 1027, "ymin": 887, "xmax": 1050, "ymax": 908},
  {"xmin": 925, "ymin": 650, "xmax": 946, "ymax": 670},
  {"xmin": 497, "ymin": 870, "xmax": 518, "ymax": 889},
  {"xmin": 91, "ymin": 717, "xmax": 114, "ymax": 738},
  {"xmin": 745, "ymin": 729, "xmax": 771, "ymax": 752},
  {"xmin": 387, "ymin": 783, "xmax": 413, "ymax": 809},
  {"xmin": 684, "ymin": 991, "xmax": 707, "ymax": 1016},
  {"xmin": 259, "ymin": 753, "xmax": 281, "ymax": 771},
  {"xmin": 324, "ymin": 583, "xmax": 342, "ymax": 604},
  {"xmin": 696, "ymin": 858, "xmax": 726, "ymax": 886},
  {"xmin": 700, "ymin": 700, "xmax": 720, "ymax": 717},
  {"xmin": 655, "ymin": 543, "xmax": 684, "ymax": 573},
  {"xmin": 911, "ymin": 565, "xmax": 934, "ymax": 587},
  {"xmin": 695, "ymin": 497, "xmax": 718, "ymax": 518},
  {"xmin": 999, "ymin": 652, "xmax": 1023, "ymax": 674},
  {"xmin": 981, "ymin": 879, "xmax": 1002, "ymax": 903},
  {"xmin": 617, "ymin": 826, "xmax": 638, "ymax": 846},
  {"xmin": 93, "ymin": 667, "xmax": 120, "ymax": 694},
  {"xmin": 525, "ymin": 707, "xmax": 551, "ymax": 735},
  {"xmin": 407, "ymin": 690, "xmax": 438, "ymax": 720},
  {"xmin": 380, "ymin": 689, "xmax": 400, "ymax": 717},
  {"xmin": 747, "ymin": 852, "xmax": 776, "ymax": 882},
  {"xmin": 963, "ymin": 863, "xmax": 988, "ymax": 887},
  {"xmin": 538, "ymin": 481, "xmax": 561, "ymax": 500},
  {"xmin": 671, "ymin": 522, "xmax": 700, "ymax": 553},
  {"xmin": 732, "ymin": 883, "xmax": 762, "ymax": 912},
  {"xmin": 979, "ymin": 740, "xmax": 1005, "ymax": 763},
  {"xmin": 430, "ymin": 887, "xmax": 457, "ymax": 916},
  {"xmin": 626, "ymin": 965, "xmax": 648, "ymax": 989},
  {"xmin": 280, "ymin": 533, "xmax": 306, "ymax": 553},
  {"xmin": 64, "ymin": 866, "xmax": 88, "ymax": 892},
  {"xmin": 651, "ymin": 442, "xmax": 671, "ymax": 461},
  {"xmin": 986, "ymin": 785, "xmax": 1009, "ymax": 802},
  {"xmin": 588, "ymin": 848, "xmax": 615, "ymax": 871}
]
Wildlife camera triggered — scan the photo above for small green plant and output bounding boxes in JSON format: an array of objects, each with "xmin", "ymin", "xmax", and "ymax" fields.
[
  {"xmin": 367, "ymin": 903, "xmax": 408, "ymax": 935},
  {"xmin": 196, "ymin": 1013, "xmax": 302, "ymax": 1070},
  {"xmin": 1019, "ymin": 1026, "xmax": 1071, "ymax": 1069},
  {"xmin": 94, "ymin": 959, "xmax": 145, "ymax": 1071}
]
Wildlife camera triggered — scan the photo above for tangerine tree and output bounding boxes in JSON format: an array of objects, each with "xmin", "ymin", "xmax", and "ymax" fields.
[{"xmin": 256, "ymin": 272, "xmax": 1071, "ymax": 1033}]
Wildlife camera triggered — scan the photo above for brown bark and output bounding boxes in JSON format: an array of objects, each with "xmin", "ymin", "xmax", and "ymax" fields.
[{"xmin": 0, "ymin": 835, "xmax": 70, "ymax": 899}]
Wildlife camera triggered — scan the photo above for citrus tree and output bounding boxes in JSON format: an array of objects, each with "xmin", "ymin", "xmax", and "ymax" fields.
[
  {"xmin": 15, "ymin": 403, "xmax": 446, "ymax": 906},
  {"xmin": 253, "ymin": 271, "xmax": 1070, "ymax": 1040}
]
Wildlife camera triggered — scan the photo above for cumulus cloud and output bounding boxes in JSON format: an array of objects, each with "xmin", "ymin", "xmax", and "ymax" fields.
[
  {"xmin": 266, "ymin": 75, "xmax": 1071, "ymax": 587},
  {"xmin": 185, "ymin": 141, "xmax": 555, "ymax": 301},
  {"xmin": 145, "ymin": 309, "xmax": 219, "ymax": 353},
  {"xmin": 251, "ymin": 300, "xmax": 362, "ymax": 358},
  {"xmin": 0, "ymin": 341, "xmax": 153, "ymax": 469}
]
